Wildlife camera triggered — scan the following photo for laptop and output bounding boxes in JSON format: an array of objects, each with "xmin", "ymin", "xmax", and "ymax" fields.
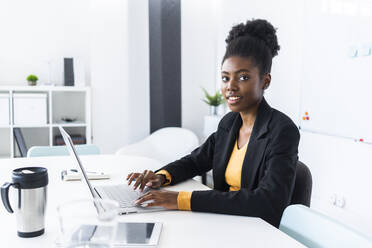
[{"xmin": 58, "ymin": 126, "xmax": 166, "ymax": 214}]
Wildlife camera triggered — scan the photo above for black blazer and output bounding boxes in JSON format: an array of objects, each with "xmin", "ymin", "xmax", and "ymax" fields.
[{"xmin": 159, "ymin": 98, "xmax": 300, "ymax": 227}]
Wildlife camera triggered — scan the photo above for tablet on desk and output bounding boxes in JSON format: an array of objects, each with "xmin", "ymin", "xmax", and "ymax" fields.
[
  {"xmin": 58, "ymin": 222, "xmax": 162, "ymax": 247},
  {"xmin": 114, "ymin": 222, "xmax": 162, "ymax": 247}
]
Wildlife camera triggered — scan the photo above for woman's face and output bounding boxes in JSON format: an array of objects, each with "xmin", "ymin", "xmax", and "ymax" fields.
[{"xmin": 221, "ymin": 56, "xmax": 270, "ymax": 113}]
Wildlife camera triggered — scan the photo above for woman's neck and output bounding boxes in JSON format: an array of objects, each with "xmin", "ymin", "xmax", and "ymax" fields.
[{"xmin": 239, "ymin": 99, "xmax": 261, "ymax": 132}]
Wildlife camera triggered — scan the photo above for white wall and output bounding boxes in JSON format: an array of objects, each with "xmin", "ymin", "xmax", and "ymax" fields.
[
  {"xmin": 89, "ymin": 0, "xmax": 150, "ymax": 154},
  {"xmin": 0, "ymin": 0, "xmax": 90, "ymax": 85},
  {"xmin": 126, "ymin": 0, "xmax": 150, "ymax": 145},
  {"xmin": 181, "ymin": 0, "xmax": 219, "ymax": 140}
]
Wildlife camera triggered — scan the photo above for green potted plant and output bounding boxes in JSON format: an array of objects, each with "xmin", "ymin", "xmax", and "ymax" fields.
[
  {"xmin": 202, "ymin": 88, "xmax": 225, "ymax": 115},
  {"xmin": 26, "ymin": 74, "xmax": 38, "ymax": 86}
]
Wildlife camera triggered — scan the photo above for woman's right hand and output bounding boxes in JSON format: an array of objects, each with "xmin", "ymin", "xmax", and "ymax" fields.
[{"xmin": 126, "ymin": 170, "xmax": 165, "ymax": 192}]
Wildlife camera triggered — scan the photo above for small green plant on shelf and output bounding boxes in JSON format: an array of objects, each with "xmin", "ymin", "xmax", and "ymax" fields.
[
  {"xmin": 202, "ymin": 87, "xmax": 225, "ymax": 115},
  {"xmin": 26, "ymin": 74, "xmax": 38, "ymax": 86}
]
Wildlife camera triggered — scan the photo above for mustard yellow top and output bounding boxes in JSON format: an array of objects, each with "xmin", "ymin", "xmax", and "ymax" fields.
[
  {"xmin": 225, "ymin": 140, "xmax": 248, "ymax": 191},
  {"xmin": 156, "ymin": 139, "xmax": 248, "ymax": 211}
]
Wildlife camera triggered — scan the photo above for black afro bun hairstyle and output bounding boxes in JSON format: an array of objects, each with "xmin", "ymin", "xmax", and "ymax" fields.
[{"xmin": 222, "ymin": 19, "xmax": 280, "ymax": 76}]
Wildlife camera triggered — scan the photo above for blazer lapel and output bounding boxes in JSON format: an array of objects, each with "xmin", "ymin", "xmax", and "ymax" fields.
[{"xmin": 241, "ymin": 98, "xmax": 273, "ymax": 189}]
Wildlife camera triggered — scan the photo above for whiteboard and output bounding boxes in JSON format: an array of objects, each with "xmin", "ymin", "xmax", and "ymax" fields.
[{"xmin": 300, "ymin": 0, "xmax": 372, "ymax": 143}]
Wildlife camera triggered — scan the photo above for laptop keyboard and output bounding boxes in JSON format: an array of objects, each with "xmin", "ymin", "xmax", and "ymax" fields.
[{"xmin": 95, "ymin": 184, "xmax": 142, "ymax": 208}]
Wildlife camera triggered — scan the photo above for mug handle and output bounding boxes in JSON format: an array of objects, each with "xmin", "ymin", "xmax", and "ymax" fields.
[{"xmin": 1, "ymin": 182, "xmax": 15, "ymax": 213}]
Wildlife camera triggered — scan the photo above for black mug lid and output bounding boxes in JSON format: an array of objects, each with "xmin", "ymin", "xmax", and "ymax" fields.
[{"xmin": 12, "ymin": 167, "xmax": 48, "ymax": 189}]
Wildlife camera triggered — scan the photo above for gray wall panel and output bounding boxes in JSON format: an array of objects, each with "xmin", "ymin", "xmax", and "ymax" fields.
[{"xmin": 149, "ymin": 0, "xmax": 181, "ymax": 133}]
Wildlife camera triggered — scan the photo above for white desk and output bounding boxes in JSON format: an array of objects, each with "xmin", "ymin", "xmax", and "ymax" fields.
[{"xmin": 0, "ymin": 155, "xmax": 305, "ymax": 247}]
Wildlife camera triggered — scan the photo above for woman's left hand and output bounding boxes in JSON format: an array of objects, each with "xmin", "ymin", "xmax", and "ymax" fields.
[{"xmin": 134, "ymin": 190, "xmax": 179, "ymax": 210}]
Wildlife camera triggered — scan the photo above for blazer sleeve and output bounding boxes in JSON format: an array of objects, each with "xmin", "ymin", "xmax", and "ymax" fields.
[
  {"xmin": 189, "ymin": 123, "xmax": 300, "ymax": 228},
  {"xmin": 156, "ymin": 132, "xmax": 216, "ymax": 185}
]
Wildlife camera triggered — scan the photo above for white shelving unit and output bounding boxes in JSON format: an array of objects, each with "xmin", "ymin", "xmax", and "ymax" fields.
[{"xmin": 0, "ymin": 86, "xmax": 91, "ymax": 158}]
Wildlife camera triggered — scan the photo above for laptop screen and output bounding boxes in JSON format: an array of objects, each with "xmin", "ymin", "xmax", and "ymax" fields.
[{"xmin": 58, "ymin": 126, "xmax": 99, "ymax": 199}]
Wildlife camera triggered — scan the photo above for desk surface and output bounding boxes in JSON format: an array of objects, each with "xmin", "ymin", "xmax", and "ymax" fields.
[{"xmin": 0, "ymin": 155, "xmax": 305, "ymax": 247}]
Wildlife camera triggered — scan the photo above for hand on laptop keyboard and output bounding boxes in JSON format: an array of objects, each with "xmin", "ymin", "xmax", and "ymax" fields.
[
  {"xmin": 127, "ymin": 170, "xmax": 165, "ymax": 192},
  {"xmin": 133, "ymin": 189, "xmax": 179, "ymax": 210}
]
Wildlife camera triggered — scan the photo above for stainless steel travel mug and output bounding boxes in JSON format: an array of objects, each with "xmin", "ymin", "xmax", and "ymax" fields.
[{"xmin": 1, "ymin": 167, "xmax": 48, "ymax": 238}]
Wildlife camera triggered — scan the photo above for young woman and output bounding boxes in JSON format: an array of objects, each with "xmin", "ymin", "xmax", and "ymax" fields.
[{"xmin": 127, "ymin": 19, "xmax": 299, "ymax": 228}]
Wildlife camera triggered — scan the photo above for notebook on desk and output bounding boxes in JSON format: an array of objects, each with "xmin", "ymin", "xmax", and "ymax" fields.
[{"xmin": 58, "ymin": 126, "xmax": 166, "ymax": 215}]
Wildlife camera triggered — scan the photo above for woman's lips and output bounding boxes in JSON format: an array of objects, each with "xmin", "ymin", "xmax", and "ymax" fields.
[{"xmin": 227, "ymin": 96, "xmax": 241, "ymax": 105}]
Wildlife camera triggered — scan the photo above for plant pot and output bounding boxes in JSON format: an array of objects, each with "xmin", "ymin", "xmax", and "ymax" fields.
[
  {"xmin": 209, "ymin": 106, "xmax": 218, "ymax": 115},
  {"xmin": 28, "ymin": 81, "xmax": 37, "ymax": 86}
]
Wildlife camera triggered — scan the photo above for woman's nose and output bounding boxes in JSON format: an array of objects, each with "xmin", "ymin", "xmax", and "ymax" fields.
[{"xmin": 226, "ymin": 79, "xmax": 238, "ymax": 91}]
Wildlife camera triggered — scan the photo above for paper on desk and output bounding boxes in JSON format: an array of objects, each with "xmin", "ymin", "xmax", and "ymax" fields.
[{"xmin": 61, "ymin": 170, "xmax": 110, "ymax": 181}]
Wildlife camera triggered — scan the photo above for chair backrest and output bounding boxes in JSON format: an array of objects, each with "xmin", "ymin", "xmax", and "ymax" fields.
[
  {"xmin": 279, "ymin": 204, "xmax": 372, "ymax": 248},
  {"xmin": 290, "ymin": 161, "xmax": 312, "ymax": 207},
  {"xmin": 27, "ymin": 144, "xmax": 100, "ymax": 157},
  {"xmin": 115, "ymin": 127, "xmax": 199, "ymax": 164}
]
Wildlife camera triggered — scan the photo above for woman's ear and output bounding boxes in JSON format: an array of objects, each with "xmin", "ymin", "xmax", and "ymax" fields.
[{"xmin": 262, "ymin": 73, "xmax": 271, "ymax": 90}]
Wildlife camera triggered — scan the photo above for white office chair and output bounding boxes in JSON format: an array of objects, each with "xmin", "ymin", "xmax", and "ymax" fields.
[
  {"xmin": 279, "ymin": 204, "xmax": 372, "ymax": 248},
  {"xmin": 116, "ymin": 127, "xmax": 199, "ymax": 164}
]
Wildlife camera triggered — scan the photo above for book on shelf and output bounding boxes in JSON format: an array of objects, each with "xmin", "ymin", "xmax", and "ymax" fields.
[
  {"xmin": 13, "ymin": 128, "xmax": 27, "ymax": 157},
  {"xmin": 54, "ymin": 134, "xmax": 86, "ymax": 146}
]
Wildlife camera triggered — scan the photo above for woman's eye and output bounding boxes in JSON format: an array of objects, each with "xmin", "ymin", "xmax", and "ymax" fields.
[
  {"xmin": 239, "ymin": 75, "xmax": 249, "ymax": 81},
  {"xmin": 221, "ymin": 76, "xmax": 229, "ymax": 82}
]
